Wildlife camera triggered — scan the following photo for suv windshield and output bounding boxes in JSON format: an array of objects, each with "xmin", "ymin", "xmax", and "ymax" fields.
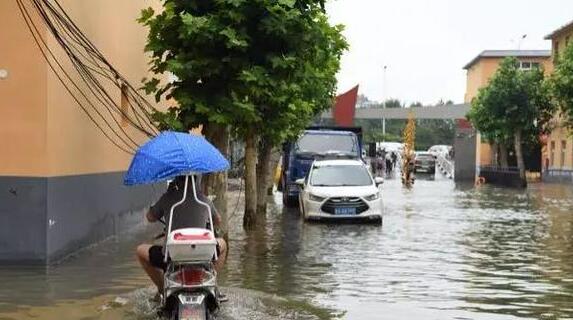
[
  {"xmin": 311, "ymin": 165, "xmax": 372, "ymax": 187},
  {"xmin": 295, "ymin": 133, "xmax": 357, "ymax": 155}
]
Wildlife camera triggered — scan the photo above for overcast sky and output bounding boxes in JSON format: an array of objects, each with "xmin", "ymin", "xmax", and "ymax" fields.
[{"xmin": 326, "ymin": 0, "xmax": 573, "ymax": 105}]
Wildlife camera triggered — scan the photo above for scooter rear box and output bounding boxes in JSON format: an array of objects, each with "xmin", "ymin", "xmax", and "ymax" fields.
[{"xmin": 166, "ymin": 228, "xmax": 217, "ymax": 262}]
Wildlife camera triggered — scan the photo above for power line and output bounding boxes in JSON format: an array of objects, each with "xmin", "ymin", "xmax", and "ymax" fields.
[
  {"xmin": 35, "ymin": 0, "xmax": 159, "ymax": 136},
  {"xmin": 16, "ymin": 0, "xmax": 137, "ymax": 154},
  {"xmin": 16, "ymin": 0, "xmax": 163, "ymax": 154}
]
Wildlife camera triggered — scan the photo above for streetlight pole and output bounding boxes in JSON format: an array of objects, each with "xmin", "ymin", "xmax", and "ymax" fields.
[
  {"xmin": 382, "ymin": 65, "xmax": 387, "ymax": 141},
  {"xmin": 517, "ymin": 34, "xmax": 527, "ymax": 50}
]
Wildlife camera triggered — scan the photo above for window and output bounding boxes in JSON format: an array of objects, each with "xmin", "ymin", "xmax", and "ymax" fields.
[
  {"xmin": 120, "ymin": 83, "xmax": 129, "ymax": 127},
  {"xmin": 310, "ymin": 165, "xmax": 372, "ymax": 187},
  {"xmin": 550, "ymin": 141, "xmax": 555, "ymax": 167},
  {"xmin": 516, "ymin": 61, "xmax": 539, "ymax": 70},
  {"xmin": 295, "ymin": 133, "xmax": 358, "ymax": 155},
  {"xmin": 561, "ymin": 140, "xmax": 567, "ymax": 168}
]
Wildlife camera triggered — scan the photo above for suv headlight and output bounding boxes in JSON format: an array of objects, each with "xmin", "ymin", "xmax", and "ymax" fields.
[
  {"xmin": 364, "ymin": 193, "xmax": 380, "ymax": 201},
  {"xmin": 308, "ymin": 193, "xmax": 326, "ymax": 202}
]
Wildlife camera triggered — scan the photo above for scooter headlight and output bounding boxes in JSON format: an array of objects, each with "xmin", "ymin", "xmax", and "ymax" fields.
[
  {"xmin": 308, "ymin": 193, "xmax": 326, "ymax": 202},
  {"xmin": 364, "ymin": 193, "xmax": 380, "ymax": 201}
]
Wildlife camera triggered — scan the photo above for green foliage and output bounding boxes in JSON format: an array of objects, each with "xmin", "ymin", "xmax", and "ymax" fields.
[
  {"xmin": 468, "ymin": 57, "xmax": 554, "ymax": 146},
  {"xmin": 383, "ymin": 99, "xmax": 403, "ymax": 109},
  {"xmin": 415, "ymin": 119, "xmax": 455, "ymax": 150},
  {"xmin": 139, "ymin": 0, "xmax": 347, "ymax": 145},
  {"xmin": 551, "ymin": 43, "xmax": 573, "ymax": 129}
]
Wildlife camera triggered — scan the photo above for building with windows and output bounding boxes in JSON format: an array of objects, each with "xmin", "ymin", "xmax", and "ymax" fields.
[
  {"xmin": 542, "ymin": 20, "xmax": 573, "ymax": 181},
  {"xmin": 463, "ymin": 50, "xmax": 552, "ymax": 168},
  {"xmin": 0, "ymin": 0, "xmax": 163, "ymax": 264}
]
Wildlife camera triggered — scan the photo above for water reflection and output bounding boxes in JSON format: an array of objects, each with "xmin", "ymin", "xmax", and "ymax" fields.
[
  {"xmin": 455, "ymin": 183, "xmax": 573, "ymax": 319},
  {"xmin": 0, "ymin": 224, "xmax": 155, "ymax": 313}
]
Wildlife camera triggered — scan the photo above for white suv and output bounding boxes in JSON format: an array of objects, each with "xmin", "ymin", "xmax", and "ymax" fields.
[{"xmin": 296, "ymin": 159, "xmax": 383, "ymax": 224}]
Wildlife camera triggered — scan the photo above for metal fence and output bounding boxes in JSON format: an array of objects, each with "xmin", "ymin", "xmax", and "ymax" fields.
[
  {"xmin": 543, "ymin": 169, "xmax": 573, "ymax": 183},
  {"xmin": 436, "ymin": 154, "xmax": 454, "ymax": 179},
  {"xmin": 479, "ymin": 165, "xmax": 525, "ymax": 188},
  {"xmin": 479, "ymin": 165, "xmax": 520, "ymax": 172}
]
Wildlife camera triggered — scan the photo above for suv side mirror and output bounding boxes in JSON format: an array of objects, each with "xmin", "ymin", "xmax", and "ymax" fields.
[
  {"xmin": 295, "ymin": 178, "xmax": 305, "ymax": 187},
  {"xmin": 374, "ymin": 177, "xmax": 384, "ymax": 186}
]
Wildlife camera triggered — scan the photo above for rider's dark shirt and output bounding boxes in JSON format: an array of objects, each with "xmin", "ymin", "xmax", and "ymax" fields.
[{"xmin": 150, "ymin": 181, "xmax": 217, "ymax": 231}]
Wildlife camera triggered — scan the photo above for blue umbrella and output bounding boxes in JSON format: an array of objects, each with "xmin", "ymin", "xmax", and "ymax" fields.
[{"xmin": 124, "ymin": 131, "xmax": 229, "ymax": 185}]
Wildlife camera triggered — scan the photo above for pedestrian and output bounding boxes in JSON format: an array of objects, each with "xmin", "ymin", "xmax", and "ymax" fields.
[
  {"xmin": 376, "ymin": 149, "xmax": 386, "ymax": 177},
  {"xmin": 385, "ymin": 152, "xmax": 393, "ymax": 175},
  {"xmin": 391, "ymin": 151, "xmax": 398, "ymax": 169}
]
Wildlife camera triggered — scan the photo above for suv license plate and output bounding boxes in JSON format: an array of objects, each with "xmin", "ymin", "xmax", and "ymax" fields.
[{"xmin": 334, "ymin": 207, "xmax": 356, "ymax": 215}]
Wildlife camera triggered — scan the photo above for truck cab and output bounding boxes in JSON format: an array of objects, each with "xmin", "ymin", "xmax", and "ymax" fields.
[{"xmin": 280, "ymin": 127, "xmax": 363, "ymax": 207}]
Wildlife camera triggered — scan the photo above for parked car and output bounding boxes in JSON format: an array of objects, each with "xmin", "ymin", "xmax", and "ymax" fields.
[
  {"xmin": 296, "ymin": 159, "xmax": 383, "ymax": 224},
  {"xmin": 414, "ymin": 152, "xmax": 436, "ymax": 174},
  {"xmin": 427, "ymin": 145, "xmax": 451, "ymax": 158}
]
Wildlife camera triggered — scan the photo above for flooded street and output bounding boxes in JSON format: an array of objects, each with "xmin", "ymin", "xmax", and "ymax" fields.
[{"xmin": 2, "ymin": 176, "xmax": 573, "ymax": 319}]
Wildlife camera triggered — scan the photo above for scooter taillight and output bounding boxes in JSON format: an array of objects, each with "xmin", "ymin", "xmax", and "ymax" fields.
[{"xmin": 178, "ymin": 267, "xmax": 205, "ymax": 286}]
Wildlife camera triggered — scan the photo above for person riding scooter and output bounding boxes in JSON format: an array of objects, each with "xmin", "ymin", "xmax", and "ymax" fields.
[{"xmin": 136, "ymin": 175, "xmax": 227, "ymax": 295}]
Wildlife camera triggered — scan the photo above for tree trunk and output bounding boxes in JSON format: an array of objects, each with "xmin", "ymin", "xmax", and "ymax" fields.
[
  {"xmin": 256, "ymin": 138, "xmax": 273, "ymax": 215},
  {"xmin": 201, "ymin": 123, "xmax": 230, "ymax": 235},
  {"xmin": 514, "ymin": 131, "xmax": 527, "ymax": 187},
  {"xmin": 243, "ymin": 130, "xmax": 258, "ymax": 229},
  {"xmin": 499, "ymin": 143, "xmax": 509, "ymax": 168},
  {"xmin": 210, "ymin": 125, "xmax": 229, "ymax": 236}
]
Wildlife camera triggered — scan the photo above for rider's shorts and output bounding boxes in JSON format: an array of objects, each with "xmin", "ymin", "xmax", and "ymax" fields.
[{"xmin": 149, "ymin": 245, "xmax": 167, "ymax": 271}]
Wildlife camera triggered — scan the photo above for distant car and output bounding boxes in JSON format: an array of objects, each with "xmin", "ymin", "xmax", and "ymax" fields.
[
  {"xmin": 414, "ymin": 152, "xmax": 436, "ymax": 174},
  {"xmin": 427, "ymin": 145, "xmax": 451, "ymax": 158},
  {"xmin": 296, "ymin": 159, "xmax": 383, "ymax": 224}
]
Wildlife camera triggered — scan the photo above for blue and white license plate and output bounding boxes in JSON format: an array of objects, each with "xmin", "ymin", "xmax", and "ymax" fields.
[{"xmin": 334, "ymin": 207, "xmax": 356, "ymax": 215}]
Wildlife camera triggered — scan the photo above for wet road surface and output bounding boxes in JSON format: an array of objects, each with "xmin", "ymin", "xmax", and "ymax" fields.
[{"xmin": 2, "ymin": 174, "xmax": 573, "ymax": 319}]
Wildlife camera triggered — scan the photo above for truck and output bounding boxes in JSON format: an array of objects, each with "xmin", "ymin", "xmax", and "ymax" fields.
[{"xmin": 279, "ymin": 126, "xmax": 363, "ymax": 207}]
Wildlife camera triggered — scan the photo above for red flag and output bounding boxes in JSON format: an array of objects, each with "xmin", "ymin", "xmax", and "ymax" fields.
[{"xmin": 333, "ymin": 85, "xmax": 359, "ymax": 126}]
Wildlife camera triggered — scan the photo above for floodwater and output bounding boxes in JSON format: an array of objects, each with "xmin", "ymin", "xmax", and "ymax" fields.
[{"xmin": 2, "ymin": 174, "xmax": 573, "ymax": 319}]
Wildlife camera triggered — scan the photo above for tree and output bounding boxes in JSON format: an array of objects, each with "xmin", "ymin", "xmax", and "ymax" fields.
[
  {"xmin": 468, "ymin": 57, "xmax": 554, "ymax": 184},
  {"xmin": 139, "ymin": 0, "xmax": 346, "ymax": 229},
  {"xmin": 357, "ymin": 94, "xmax": 373, "ymax": 108},
  {"xmin": 551, "ymin": 43, "xmax": 573, "ymax": 130},
  {"xmin": 383, "ymin": 99, "xmax": 403, "ymax": 109}
]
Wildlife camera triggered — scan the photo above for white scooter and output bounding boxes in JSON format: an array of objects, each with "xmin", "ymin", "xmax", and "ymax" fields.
[{"xmin": 161, "ymin": 175, "xmax": 220, "ymax": 320}]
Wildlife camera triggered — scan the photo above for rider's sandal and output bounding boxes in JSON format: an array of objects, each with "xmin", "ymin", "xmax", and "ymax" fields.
[
  {"xmin": 217, "ymin": 291, "xmax": 229, "ymax": 303},
  {"xmin": 152, "ymin": 291, "xmax": 163, "ymax": 303}
]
